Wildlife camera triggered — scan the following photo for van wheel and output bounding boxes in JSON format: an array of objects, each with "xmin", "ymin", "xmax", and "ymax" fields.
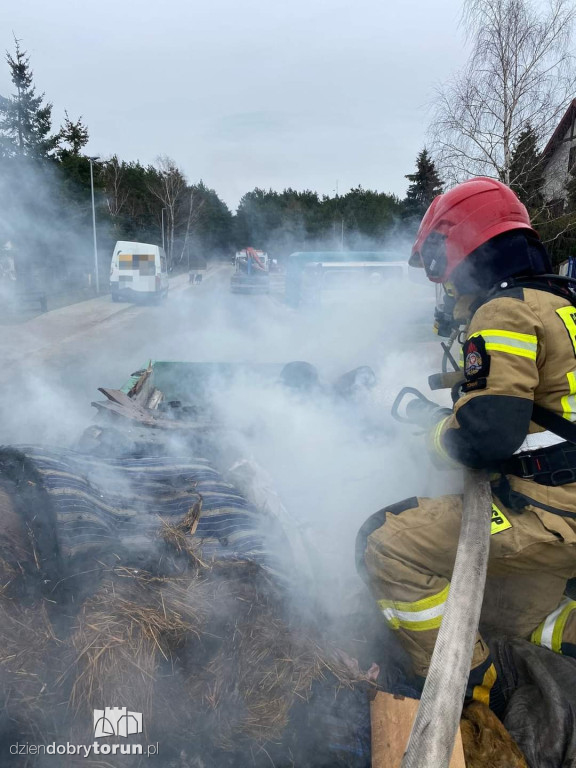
[{"xmin": 112, "ymin": 294, "xmax": 119, "ymax": 303}]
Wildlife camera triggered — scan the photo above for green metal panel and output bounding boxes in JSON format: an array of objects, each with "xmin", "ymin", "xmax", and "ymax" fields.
[{"xmin": 121, "ymin": 361, "xmax": 284, "ymax": 405}]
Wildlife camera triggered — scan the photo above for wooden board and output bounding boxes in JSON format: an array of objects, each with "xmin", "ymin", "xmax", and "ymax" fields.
[
  {"xmin": 371, "ymin": 692, "xmax": 466, "ymax": 768},
  {"xmin": 126, "ymin": 364, "xmax": 153, "ymax": 400},
  {"xmin": 91, "ymin": 399, "xmax": 214, "ymax": 432},
  {"xmin": 98, "ymin": 387, "xmax": 149, "ymax": 411},
  {"xmin": 91, "ymin": 399, "xmax": 158, "ymax": 426}
]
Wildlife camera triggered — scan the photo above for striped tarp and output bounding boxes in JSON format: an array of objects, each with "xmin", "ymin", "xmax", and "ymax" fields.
[{"xmin": 0, "ymin": 446, "xmax": 289, "ymax": 584}]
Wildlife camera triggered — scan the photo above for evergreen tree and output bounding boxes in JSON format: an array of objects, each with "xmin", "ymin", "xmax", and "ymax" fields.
[
  {"xmin": 191, "ymin": 181, "xmax": 234, "ymax": 256},
  {"xmin": 234, "ymin": 185, "xmax": 403, "ymax": 256},
  {"xmin": 404, "ymin": 149, "xmax": 443, "ymax": 218},
  {"xmin": 509, "ymin": 124, "xmax": 543, "ymax": 212},
  {"xmin": 0, "ymin": 39, "xmax": 59, "ymax": 159},
  {"xmin": 59, "ymin": 111, "xmax": 89, "ymax": 156}
]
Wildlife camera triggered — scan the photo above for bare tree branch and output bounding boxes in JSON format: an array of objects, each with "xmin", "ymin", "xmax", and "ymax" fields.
[
  {"xmin": 100, "ymin": 155, "xmax": 128, "ymax": 223},
  {"xmin": 430, "ymin": 0, "xmax": 576, "ymax": 184},
  {"xmin": 147, "ymin": 155, "xmax": 187, "ymax": 266}
]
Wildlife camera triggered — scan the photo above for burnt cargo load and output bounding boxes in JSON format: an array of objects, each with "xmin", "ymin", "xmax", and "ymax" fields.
[
  {"xmin": 3, "ymin": 361, "xmax": 576, "ymax": 766},
  {"xmin": 0, "ymin": 361, "xmax": 376, "ymax": 767}
]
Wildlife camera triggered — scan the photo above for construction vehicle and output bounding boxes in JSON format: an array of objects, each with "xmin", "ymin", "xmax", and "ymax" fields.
[{"xmin": 230, "ymin": 247, "xmax": 271, "ymax": 294}]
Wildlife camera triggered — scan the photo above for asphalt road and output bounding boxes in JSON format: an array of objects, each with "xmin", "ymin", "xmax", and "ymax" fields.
[
  {"xmin": 0, "ymin": 267, "xmax": 228, "ymax": 444},
  {"xmin": 0, "ymin": 265, "xmax": 449, "ymax": 606},
  {"xmin": 0, "ymin": 266, "xmax": 438, "ymax": 447}
]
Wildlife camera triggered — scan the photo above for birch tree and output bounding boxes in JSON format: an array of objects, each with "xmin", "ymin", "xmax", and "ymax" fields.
[
  {"xmin": 431, "ymin": 0, "xmax": 576, "ymax": 187},
  {"xmin": 147, "ymin": 157, "xmax": 207, "ymax": 266},
  {"xmin": 100, "ymin": 155, "xmax": 128, "ymax": 222},
  {"xmin": 176, "ymin": 186, "xmax": 204, "ymax": 265},
  {"xmin": 147, "ymin": 155, "xmax": 186, "ymax": 265}
]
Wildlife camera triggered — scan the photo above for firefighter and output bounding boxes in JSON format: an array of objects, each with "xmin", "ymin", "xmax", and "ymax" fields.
[{"xmin": 356, "ymin": 177, "xmax": 576, "ymax": 716}]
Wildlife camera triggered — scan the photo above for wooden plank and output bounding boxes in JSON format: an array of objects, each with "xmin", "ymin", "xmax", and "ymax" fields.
[
  {"xmin": 92, "ymin": 400, "xmax": 214, "ymax": 432},
  {"xmin": 127, "ymin": 363, "xmax": 154, "ymax": 401},
  {"xmin": 92, "ymin": 400, "xmax": 158, "ymax": 426},
  {"xmin": 371, "ymin": 692, "xmax": 466, "ymax": 768},
  {"xmin": 98, "ymin": 387, "xmax": 147, "ymax": 411}
]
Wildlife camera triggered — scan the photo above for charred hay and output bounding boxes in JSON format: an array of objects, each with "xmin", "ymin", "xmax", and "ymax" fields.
[
  {"xmin": 64, "ymin": 559, "xmax": 365, "ymax": 759},
  {"xmin": 0, "ymin": 591, "xmax": 60, "ymax": 746},
  {"xmin": 0, "ymin": 465, "xmax": 373, "ymax": 766},
  {"xmin": 0, "ymin": 485, "xmax": 63, "ymax": 747}
]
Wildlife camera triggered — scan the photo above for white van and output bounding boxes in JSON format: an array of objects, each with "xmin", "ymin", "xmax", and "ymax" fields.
[{"xmin": 110, "ymin": 241, "xmax": 169, "ymax": 303}]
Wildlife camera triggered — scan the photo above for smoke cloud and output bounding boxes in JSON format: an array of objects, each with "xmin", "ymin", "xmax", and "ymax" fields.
[{"xmin": 0, "ymin": 163, "xmax": 465, "ymax": 766}]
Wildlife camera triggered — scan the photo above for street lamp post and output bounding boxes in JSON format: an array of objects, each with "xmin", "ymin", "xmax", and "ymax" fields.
[{"xmin": 89, "ymin": 156, "xmax": 100, "ymax": 293}]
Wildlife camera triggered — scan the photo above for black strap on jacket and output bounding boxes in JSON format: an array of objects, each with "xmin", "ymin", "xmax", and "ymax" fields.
[
  {"xmin": 501, "ymin": 441, "xmax": 576, "ymax": 486},
  {"xmin": 532, "ymin": 404, "xmax": 576, "ymax": 443},
  {"xmin": 486, "ymin": 273, "xmax": 576, "ymax": 306},
  {"xmin": 501, "ymin": 405, "xmax": 576, "ymax": 486}
]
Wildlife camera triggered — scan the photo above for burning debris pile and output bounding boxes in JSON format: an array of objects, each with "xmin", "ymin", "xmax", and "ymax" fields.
[{"xmin": 0, "ymin": 446, "xmax": 373, "ymax": 767}]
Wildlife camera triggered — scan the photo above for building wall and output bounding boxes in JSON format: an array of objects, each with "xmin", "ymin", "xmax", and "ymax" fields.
[{"xmin": 542, "ymin": 122, "xmax": 575, "ymax": 202}]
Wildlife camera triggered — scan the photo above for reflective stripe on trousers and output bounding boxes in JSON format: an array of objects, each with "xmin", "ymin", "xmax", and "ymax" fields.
[
  {"xmin": 377, "ymin": 584, "xmax": 450, "ymax": 632},
  {"xmin": 531, "ymin": 597, "xmax": 576, "ymax": 653}
]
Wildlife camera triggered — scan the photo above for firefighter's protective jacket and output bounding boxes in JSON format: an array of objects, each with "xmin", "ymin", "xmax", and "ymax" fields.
[
  {"xmin": 357, "ymin": 282, "xmax": 576, "ymax": 710},
  {"xmin": 432, "ymin": 285, "xmax": 576, "ymax": 517}
]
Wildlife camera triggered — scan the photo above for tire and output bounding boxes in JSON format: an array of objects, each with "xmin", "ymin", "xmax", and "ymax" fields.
[{"xmin": 112, "ymin": 294, "xmax": 120, "ymax": 303}]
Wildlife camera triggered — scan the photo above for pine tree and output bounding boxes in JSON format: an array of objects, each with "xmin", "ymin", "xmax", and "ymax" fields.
[
  {"xmin": 59, "ymin": 111, "xmax": 89, "ymax": 156},
  {"xmin": 509, "ymin": 124, "xmax": 543, "ymax": 212},
  {"xmin": 0, "ymin": 39, "xmax": 59, "ymax": 159},
  {"xmin": 404, "ymin": 149, "xmax": 443, "ymax": 218}
]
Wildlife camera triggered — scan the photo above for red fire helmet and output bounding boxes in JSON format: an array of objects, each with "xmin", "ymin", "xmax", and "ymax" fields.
[{"xmin": 410, "ymin": 177, "xmax": 538, "ymax": 283}]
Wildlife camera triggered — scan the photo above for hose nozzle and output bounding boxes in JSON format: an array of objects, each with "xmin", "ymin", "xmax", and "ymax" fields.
[{"xmin": 391, "ymin": 387, "xmax": 451, "ymax": 428}]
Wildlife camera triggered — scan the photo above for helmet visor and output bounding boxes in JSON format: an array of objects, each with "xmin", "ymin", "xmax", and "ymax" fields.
[{"xmin": 420, "ymin": 232, "xmax": 447, "ymax": 282}]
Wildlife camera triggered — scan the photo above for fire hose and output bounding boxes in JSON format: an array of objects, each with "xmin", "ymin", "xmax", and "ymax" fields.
[{"xmin": 391, "ymin": 388, "xmax": 493, "ymax": 767}]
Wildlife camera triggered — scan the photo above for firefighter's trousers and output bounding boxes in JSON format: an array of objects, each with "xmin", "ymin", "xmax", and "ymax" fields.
[{"xmin": 357, "ymin": 493, "xmax": 576, "ymax": 705}]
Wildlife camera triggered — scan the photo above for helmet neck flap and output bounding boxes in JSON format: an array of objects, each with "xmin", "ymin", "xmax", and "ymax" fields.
[{"xmin": 450, "ymin": 230, "xmax": 552, "ymax": 295}]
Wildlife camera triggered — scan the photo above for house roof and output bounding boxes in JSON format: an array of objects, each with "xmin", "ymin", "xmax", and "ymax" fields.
[{"xmin": 541, "ymin": 99, "xmax": 576, "ymax": 163}]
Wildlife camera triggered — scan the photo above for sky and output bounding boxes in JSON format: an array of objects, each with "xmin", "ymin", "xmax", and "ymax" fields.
[{"xmin": 0, "ymin": 0, "xmax": 468, "ymax": 210}]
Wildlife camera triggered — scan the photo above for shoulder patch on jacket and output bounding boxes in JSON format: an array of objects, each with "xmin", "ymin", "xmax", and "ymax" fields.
[{"xmin": 463, "ymin": 335, "xmax": 491, "ymax": 380}]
